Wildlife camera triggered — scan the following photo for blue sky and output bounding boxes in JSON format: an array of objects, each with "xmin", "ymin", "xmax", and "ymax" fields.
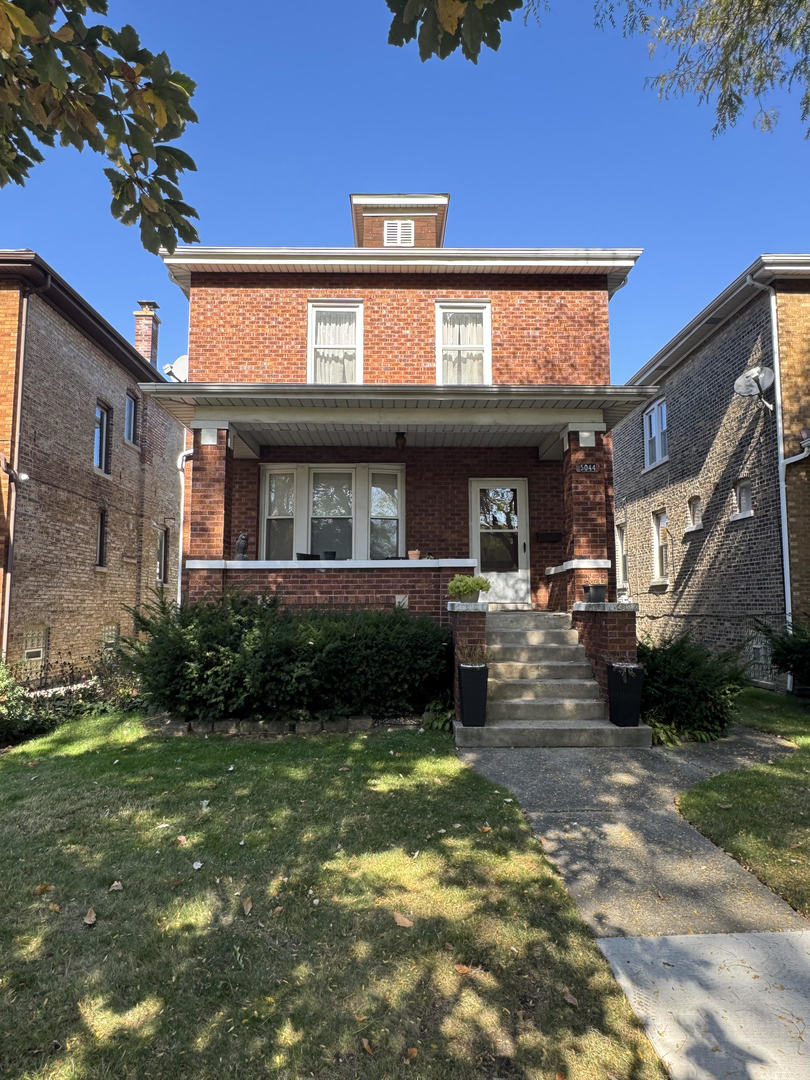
[{"xmin": 2, "ymin": 1, "xmax": 808, "ymax": 382}]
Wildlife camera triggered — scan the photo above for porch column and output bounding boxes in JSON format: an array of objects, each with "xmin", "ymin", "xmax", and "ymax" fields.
[
  {"xmin": 552, "ymin": 431, "xmax": 612, "ymax": 609},
  {"xmin": 188, "ymin": 427, "xmax": 233, "ymax": 560}
]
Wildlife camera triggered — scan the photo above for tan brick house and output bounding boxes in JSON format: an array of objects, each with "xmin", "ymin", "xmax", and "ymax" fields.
[
  {"xmin": 612, "ymin": 255, "xmax": 810, "ymax": 688},
  {"xmin": 0, "ymin": 252, "xmax": 185, "ymax": 677}
]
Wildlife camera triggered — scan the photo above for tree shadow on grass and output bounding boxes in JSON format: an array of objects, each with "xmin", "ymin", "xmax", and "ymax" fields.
[{"xmin": 0, "ymin": 720, "xmax": 667, "ymax": 1079}]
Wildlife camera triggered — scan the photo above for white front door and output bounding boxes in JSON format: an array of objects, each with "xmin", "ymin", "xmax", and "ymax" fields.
[{"xmin": 469, "ymin": 478, "xmax": 531, "ymax": 605}]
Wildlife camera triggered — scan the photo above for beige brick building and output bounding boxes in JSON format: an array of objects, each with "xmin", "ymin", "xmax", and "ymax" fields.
[
  {"xmin": 0, "ymin": 252, "xmax": 185, "ymax": 679},
  {"xmin": 613, "ymin": 256, "xmax": 810, "ymax": 687}
]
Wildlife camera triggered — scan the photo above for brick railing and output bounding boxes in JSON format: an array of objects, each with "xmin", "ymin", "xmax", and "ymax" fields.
[
  {"xmin": 447, "ymin": 601, "xmax": 488, "ymax": 724},
  {"xmin": 571, "ymin": 602, "xmax": 638, "ymax": 700}
]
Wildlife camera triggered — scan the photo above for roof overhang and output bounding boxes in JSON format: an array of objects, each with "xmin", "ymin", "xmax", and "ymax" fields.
[
  {"xmin": 629, "ymin": 254, "xmax": 810, "ymax": 386},
  {"xmin": 138, "ymin": 382, "xmax": 658, "ymax": 458},
  {"xmin": 350, "ymin": 193, "xmax": 450, "ymax": 246},
  {"xmin": 162, "ymin": 247, "xmax": 642, "ymax": 300}
]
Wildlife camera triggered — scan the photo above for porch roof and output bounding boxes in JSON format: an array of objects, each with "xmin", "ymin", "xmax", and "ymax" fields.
[{"xmin": 139, "ymin": 383, "xmax": 658, "ymax": 457}]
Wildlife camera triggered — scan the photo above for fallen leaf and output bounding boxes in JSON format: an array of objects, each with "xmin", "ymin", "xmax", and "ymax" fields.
[
  {"xmin": 354, "ymin": 1014, "xmax": 367, "ymax": 1022},
  {"xmin": 393, "ymin": 911, "xmax": 413, "ymax": 927},
  {"xmin": 434, "ymin": 777, "xmax": 442, "ymax": 785},
  {"xmin": 361, "ymin": 1037, "xmax": 373, "ymax": 1055},
  {"xmin": 24, "ymin": 760, "xmax": 40, "ymax": 766},
  {"xmin": 405, "ymin": 1047, "xmax": 418, "ymax": 1061},
  {"xmin": 192, "ymin": 861, "xmax": 203, "ymax": 871},
  {"xmin": 339, "ymin": 766, "xmax": 349, "ymax": 771},
  {"xmin": 170, "ymin": 880, "xmax": 182, "ymax": 888},
  {"xmin": 207, "ymin": 782, "xmax": 217, "ymax": 789},
  {"xmin": 48, "ymin": 902, "xmax": 61, "ymax": 913},
  {"xmin": 83, "ymin": 908, "xmax": 97, "ymax": 927},
  {"xmin": 562, "ymin": 987, "xmax": 578, "ymax": 1008},
  {"xmin": 242, "ymin": 896, "xmax": 252, "ymax": 916},
  {"xmin": 33, "ymin": 883, "xmax": 54, "ymax": 896},
  {"xmin": 272, "ymin": 906, "xmax": 282, "ymax": 917},
  {"xmin": 556, "ymin": 1072, "xmax": 565, "ymax": 1080},
  {"xmin": 480, "ymin": 825, "xmax": 492, "ymax": 833},
  {"xmin": 454, "ymin": 964, "xmax": 470, "ymax": 974},
  {"xmin": 174, "ymin": 835, "xmax": 189, "ymax": 847},
  {"xmin": 718, "ymin": 803, "xmax": 733, "ymax": 809},
  {"xmin": 109, "ymin": 881, "xmax": 123, "ymax": 892}
]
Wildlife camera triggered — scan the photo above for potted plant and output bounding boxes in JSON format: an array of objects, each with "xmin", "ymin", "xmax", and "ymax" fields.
[
  {"xmin": 586, "ymin": 582, "xmax": 607, "ymax": 603},
  {"xmin": 447, "ymin": 574, "xmax": 491, "ymax": 603},
  {"xmin": 407, "ymin": 547, "xmax": 421, "ymax": 560},
  {"xmin": 607, "ymin": 662, "xmax": 645, "ymax": 726},
  {"xmin": 456, "ymin": 643, "xmax": 488, "ymax": 727}
]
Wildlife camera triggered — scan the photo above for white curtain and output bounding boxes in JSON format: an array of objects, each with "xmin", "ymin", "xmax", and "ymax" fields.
[
  {"xmin": 314, "ymin": 310, "xmax": 356, "ymax": 383},
  {"xmin": 442, "ymin": 310, "xmax": 484, "ymax": 383}
]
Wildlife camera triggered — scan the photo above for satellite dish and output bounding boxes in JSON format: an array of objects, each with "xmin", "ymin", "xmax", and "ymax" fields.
[{"xmin": 734, "ymin": 365, "xmax": 774, "ymax": 411}]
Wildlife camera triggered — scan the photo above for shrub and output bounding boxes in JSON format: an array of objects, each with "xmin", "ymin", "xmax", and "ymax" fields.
[
  {"xmin": 755, "ymin": 618, "xmax": 810, "ymax": 686},
  {"xmin": 447, "ymin": 574, "xmax": 490, "ymax": 600},
  {"xmin": 638, "ymin": 634, "xmax": 746, "ymax": 744},
  {"xmin": 124, "ymin": 592, "xmax": 452, "ymax": 724}
]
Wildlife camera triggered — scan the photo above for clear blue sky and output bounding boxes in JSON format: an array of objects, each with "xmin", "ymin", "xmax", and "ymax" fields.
[{"xmin": 2, "ymin": 1, "xmax": 808, "ymax": 382}]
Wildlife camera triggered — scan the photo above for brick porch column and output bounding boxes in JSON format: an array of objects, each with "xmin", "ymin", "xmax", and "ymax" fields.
[
  {"xmin": 571, "ymin": 602, "xmax": 638, "ymax": 701},
  {"xmin": 448, "ymin": 601, "xmax": 488, "ymax": 724},
  {"xmin": 188, "ymin": 428, "xmax": 233, "ymax": 561},
  {"xmin": 552, "ymin": 430, "xmax": 612, "ymax": 609}
]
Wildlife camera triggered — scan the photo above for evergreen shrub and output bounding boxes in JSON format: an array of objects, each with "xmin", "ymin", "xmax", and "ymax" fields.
[{"xmin": 756, "ymin": 618, "xmax": 810, "ymax": 687}]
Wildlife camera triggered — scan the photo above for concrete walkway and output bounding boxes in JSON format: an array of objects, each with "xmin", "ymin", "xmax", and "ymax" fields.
[{"xmin": 460, "ymin": 726, "xmax": 810, "ymax": 1079}]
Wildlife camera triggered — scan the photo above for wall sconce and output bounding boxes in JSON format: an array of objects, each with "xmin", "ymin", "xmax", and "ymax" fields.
[
  {"xmin": 0, "ymin": 453, "xmax": 28, "ymax": 484},
  {"xmin": 394, "ymin": 431, "xmax": 407, "ymax": 451}
]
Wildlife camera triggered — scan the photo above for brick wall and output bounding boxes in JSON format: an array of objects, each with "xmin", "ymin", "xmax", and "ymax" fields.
[
  {"xmin": 613, "ymin": 293, "xmax": 786, "ymax": 669},
  {"xmin": 448, "ymin": 605, "xmax": 488, "ymax": 722},
  {"xmin": 571, "ymin": 607, "xmax": 637, "ymax": 700},
  {"xmin": 359, "ymin": 216, "xmax": 438, "ymax": 248},
  {"xmin": 187, "ymin": 272, "xmax": 611, "ymax": 385},
  {"xmin": 0, "ymin": 284, "xmax": 22, "ymax": 626},
  {"xmin": 6, "ymin": 294, "xmax": 184, "ymax": 670}
]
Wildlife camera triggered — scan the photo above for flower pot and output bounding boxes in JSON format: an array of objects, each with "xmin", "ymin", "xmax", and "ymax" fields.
[
  {"xmin": 607, "ymin": 662, "xmax": 645, "ymax": 727},
  {"xmin": 407, "ymin": 549, "xmax": 421, "ymax": 560},
  {"xmin": 588, "ymin": 584, "xmax": 607, "ymax": 603},
  {"xmin": 457, "ymin": 664, "xmax": 488, "ymax": 726}
]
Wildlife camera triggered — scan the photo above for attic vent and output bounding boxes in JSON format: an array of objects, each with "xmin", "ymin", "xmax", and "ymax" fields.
[{"xmin": 383, "ymin": 219, "xmax": 415, "ymax": 247}]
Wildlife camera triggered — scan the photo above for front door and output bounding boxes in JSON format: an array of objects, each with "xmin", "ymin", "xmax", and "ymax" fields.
[{"xmin": 469, "ymin": 479, "xmax": 530, "ymax": 605}]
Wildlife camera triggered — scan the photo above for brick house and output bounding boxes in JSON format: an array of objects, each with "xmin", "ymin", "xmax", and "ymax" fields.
[
  {"xmin": 612, "ymin": 255, "xmax": 810, "ymax": 688},
  {"xmin": 141, "ymin": 194, "xmax": 657, "ymax": 744},
  {"xmin": 0, "ymin": 252, "xmax": 185, "ymax": 677}
]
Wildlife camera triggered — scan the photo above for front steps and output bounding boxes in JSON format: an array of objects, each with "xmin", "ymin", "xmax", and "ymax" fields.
[{"xmin": 454, "ymin": 611, "xmax": 651, "ymax": 749}]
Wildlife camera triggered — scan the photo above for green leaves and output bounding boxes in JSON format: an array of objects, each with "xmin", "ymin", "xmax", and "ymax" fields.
[
  {"xmin": 387, "ymin": 0, "xmax": 523, "ymax": 62},
  {"xmin": 0, "ymin": 0, "xmax": 199, "ymax": 253}
]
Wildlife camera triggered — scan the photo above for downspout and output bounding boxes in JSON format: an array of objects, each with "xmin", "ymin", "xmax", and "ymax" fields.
[
  {"xmin": 2, "ymin": 272, "xmax": 50, "ymax": 660},
  {"xmin": 176, "ymin": 448, "xmax": 193, "ymax": 604},
  {"xmin": 746, "ymin": 275, "xmax": 801, "ymax": 691}
]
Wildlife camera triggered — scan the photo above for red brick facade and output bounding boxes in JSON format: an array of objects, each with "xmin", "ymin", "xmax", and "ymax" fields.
[{"xmin": 571, "ymin": 607, "xmax": 638, "ymax": 699}]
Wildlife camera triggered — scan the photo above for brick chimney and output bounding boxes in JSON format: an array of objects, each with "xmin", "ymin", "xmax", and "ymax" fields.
[
  {"xmin": 134, "ymin": 300, "xmax": 160, "ymax": 366},
  {"xmin": 349, "ymin": 194, "xmax": 449, "ymax": 248}
]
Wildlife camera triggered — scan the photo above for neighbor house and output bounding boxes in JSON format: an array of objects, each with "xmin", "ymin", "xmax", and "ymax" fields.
[
  {"xmin": 0, "ymin": 252, "xmax": 185, "ymax": 678},
  {"xmin": 612, "ymin": 255, "xmax": 810, "ymax": 688}
]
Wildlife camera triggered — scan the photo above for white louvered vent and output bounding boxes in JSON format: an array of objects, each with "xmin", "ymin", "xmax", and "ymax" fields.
[{"xmin": 383, "ymin": 219, "xmax": 415, "ymax": 246}]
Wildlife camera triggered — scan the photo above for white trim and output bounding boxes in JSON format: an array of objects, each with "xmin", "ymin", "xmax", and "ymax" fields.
[
  {"xmin": 545, "ymin": 558, "xmax": 611, "ymax": 575},
  {"xmin": 350, "ymin": 194, "xmax": 449, "ymax": 208},
  {"xmin": 573, "ymin": 601, "xmax": 639, "ymax": 612},
  {"xmin": 435, "ymin": 301, "xmax": 492, "ymax": 386},
  {"xmin": 469, "ymin": 478, "xmax": 530, "ymax": 605},
  {"xmin": 383, "ymin": 220, "xmax": 415, "ymax": 247},
  {"xmin": 729, "ymin": 509, "xmax": 755, "ymax": 522},
  {"xmin": 306, "ymin": 300, "xmax": 363, "ymax": 384},
  {"xmin": 643, "ymin": 397, "xmax": 668, "ymax": 470},
  {"xmin": 187, "ymin": 559, "xmax": 477, "ymax": 570},
  {"xmin": 362, "ymin": 211, "xmax": 438, "ymax": 218}
]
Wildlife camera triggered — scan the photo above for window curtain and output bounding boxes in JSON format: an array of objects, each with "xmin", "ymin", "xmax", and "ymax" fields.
[
  {"xmin": 314, "ymin": 310, "xmax": 356, "ymax": 383},
  {"xmin": 442, "ymin": 310, "xmax": 484, "ymax": 383}
]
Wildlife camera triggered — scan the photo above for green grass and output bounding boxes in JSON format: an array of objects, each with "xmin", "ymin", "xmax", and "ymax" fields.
[
  {"xmin": 0, "ymin": 714, "xmax": 665, "ymax": 1080},
  {"xmin": 679, "ymin": 687, "xmax": 810, "ymax": 917}
]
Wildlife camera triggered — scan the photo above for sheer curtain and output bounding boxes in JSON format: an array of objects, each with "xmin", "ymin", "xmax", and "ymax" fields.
[
  {"xmin": 441, "ymin": 310, "xmax": 484, "ymax": 383},
  {"xmin": 314, "ymin": 310, "xmax": 356, "ymax": 383}
]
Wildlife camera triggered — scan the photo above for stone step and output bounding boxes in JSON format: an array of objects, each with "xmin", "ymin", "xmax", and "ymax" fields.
[
  {"xmin": 454, "ymin": 719, "xmax": 653, "ymax": 748},
  {"xmin": 487, "ymin": 678, "xmax": 600, "ymax": 701},
  {"xmin": 486, "ymin": 611, "xmax": 572, "ymax": 630},
  {"xmin": 487, "ymin": 660, "xmax": 594, "ymax": 680},
  {"xmin": 486, "ymin": 628, "xmax": 580, "ymax": 646},
  {"xmin": 486, "ymin": 698, "xmax": 605, "ymax": 723},
  {"xmin": 485, "ymin": 643, "xmax": 586, "ymax": 663}
]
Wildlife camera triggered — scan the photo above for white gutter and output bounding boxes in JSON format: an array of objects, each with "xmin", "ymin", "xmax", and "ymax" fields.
[{"xmin": 176, "ymin": 448, "xmax": 193, "ymax": 604}]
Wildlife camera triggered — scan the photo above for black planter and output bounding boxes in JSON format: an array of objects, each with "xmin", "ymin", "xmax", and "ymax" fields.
[
  {"xmin": 582, "ymin": 585, "xmax": 591, "ymax": 601},
  {"xmin": 588, "ymin": 584, "xmax": 607, "ymax": 603},
  {"xmin": 607, "ymin": 663, "xmax": 645, "ymax": 727},
  {"xmin": 458, "ymin": 664, "xmax": 488, "ymax": 726}
]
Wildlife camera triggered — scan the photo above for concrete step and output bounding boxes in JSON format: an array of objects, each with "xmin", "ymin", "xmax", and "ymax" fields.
[
  {"xmin": 486, "ymin": 628, "xmax": 580, "ymax": 646},
  {"xmin": 454, "ymin": 719, "xmax": 653, "ymax": 748},
  {"xmin": 485, "ymin": 643, "xmax": 586, "ymax": 663},
  {"xmin": 488, "ymin": 678, "xmax": 601, "ymax": 701},
  {"xmin": 487, "ymin": 660, "xmax": 594, "ymax": 680},
  {"xmin": 486, "ymin": 611, "xmax": 572, "ymax": 630},
  {"xmin": 486, "ymin": 698, "xmax": 605, "ymax": 723}
]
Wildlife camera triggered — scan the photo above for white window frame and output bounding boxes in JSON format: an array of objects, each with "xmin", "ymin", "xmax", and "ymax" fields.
[
  {"xmin": 435, "ymin": 301, "xmax": 492, "ymax": 386},
  {"xmin": 383, "ymin": 219, "xmax": 415, "ymax": 246},
  {"xmin": 124, "ymin": 392, "xmax": 139, "ymax": 445},
  {"xmin": 642, "ymin": 397, "xmax": 668, "ymax": 471},
  {"xmin": 615, "ymin": 523, "xmax": 628, "ymax": 587},
  {"xmin": 686, "ymin": 495, "xmax": 703, "ymax": 532},
  {"xmin": 652, "ymin": 509, "xmax": 669, "ymax": 584},
  {"xmin": 731, "ymin": 479, "xmax": 754, "ymax": 521},
  {"xmin": 259, "ymin": 464, "xmax": 405, "ymax": 561},
  {"xmin": 307, "ymin": 301, "xmax": 363, "ymax": 384}
]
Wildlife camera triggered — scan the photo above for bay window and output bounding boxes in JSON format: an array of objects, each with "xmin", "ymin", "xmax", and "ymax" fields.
[{"xmin": 261, "ymin": 465, "xmax": 404, "ymax": 560}]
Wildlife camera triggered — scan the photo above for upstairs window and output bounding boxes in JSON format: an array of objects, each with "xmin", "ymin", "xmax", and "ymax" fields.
[
  {"xmin": 156, "ymin": 527, "xmax": 169, "ymax": 584},
  {"xmin": 436, "ymin": 302, "xmax": 492, "ymax": 385},
  {"xmin": 383, "ymin": 219, "xmax": 415, "ymax": 246},
  {"xmin": 687, "ymin": 495, "xmax": 703, "ymax": 530},
  {"xmin": 96, "ymin": 508, "xmax": 107, "ymax": 567},
  {"xmin": 124, "ymin": 392, "xmax": 139, "ymax": 445},
  {"xmin": 308, "ymin": 302, "xmax": 362, "ymax": 384},
  {"xmin": 732, "ymin": 479, "xmax": 753, "ymax": 520},
  {"xmin": 643, "ymin": 398, "xmax": 668, "ymax": 469},
  {"xmin": 615, "ymin": 523, "xmax": 628, "ymax": 586},
  {"xmin": 94, "ymin": 402, "xmax": 111, "ymax": 472},
  {"xmin": 652, "ymin": 510, "xmax": 669, "ymax": 581}
]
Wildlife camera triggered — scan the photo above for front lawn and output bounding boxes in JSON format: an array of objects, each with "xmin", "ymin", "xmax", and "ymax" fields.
[
  {"xmin": 679, "ymin": 688, "xmax": 810, "ymax": 917},
  {"xmin": 0, "ymin": 714, "xmax": 665, "ymax": 1080}
]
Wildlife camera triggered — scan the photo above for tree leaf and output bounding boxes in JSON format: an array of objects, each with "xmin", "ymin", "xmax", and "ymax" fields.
[
  {"xmin": 173, "ymin": 834, "xmax": 189, "ymax": 846},
  {"xmin": 562, "ymin": 986, "xmax": 578, "ymax": 1007},
  {"xmin": 242, "ymin": 896, "xmax": 252, "ymax": 916},
  {"xmin": 109, "ymin": 880, "xmax": 123, "ymax": 891},
  {"xmin": 393, "ymin": 911, "xmax": 413, "ymax": 927},
  {"xmin": 454, "ymin": 963, "xmax": 470, "ymax": 974},
  {"xmin": 361, "ymin": 1037, "xmax": 373, "ymax": 1055},
  {"xmin": 33, "ymin": 883, "xmax": 54, "ymax": 896},
  {"xmin": 1, "ymin": 1, "xmax": 39, "ymax": 37},
  {"xmin": 83, "ymin": 908, "xmax": 97, "ymax": 927},
  {"xmin": 405, "ymin": 1047, "xmax": 418, "ymax": 1061}
]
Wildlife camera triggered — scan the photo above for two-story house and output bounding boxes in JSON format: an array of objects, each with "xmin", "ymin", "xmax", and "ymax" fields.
[
  {"xmin": 0, "ymin": 252, "xmax": 185, "ymax": 679},
  {"xmin": 613, "ymin": 256, "xmax": 810, "ymax": 689}
]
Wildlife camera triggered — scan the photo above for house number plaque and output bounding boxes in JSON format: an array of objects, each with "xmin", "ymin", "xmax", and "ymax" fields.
[{"xmin": 575, "ymin": 464, "xmax": 600, "ymax": 473}]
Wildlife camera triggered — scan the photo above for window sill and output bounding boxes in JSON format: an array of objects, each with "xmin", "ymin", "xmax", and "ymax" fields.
[
  {"xmin": 186, "ymin": 558, "xmax": 478, "ymax": 571},
  {"xmin": 641, "ymin": 457, "xmax": 669, "ymax": 475},
  {"xmin": 649, "ymin": 578, "xmax": 669, "ymax": 589},
  {"xmin": 123, "ymin": 438, "xmax": 140, "ymax": 452},
  {"xmin": 729, "ymin": 510, "xmax": 754, "ymax": 522},
  {"xmin": 93, "ymin": 467, "xmax": 111, "ymax": 478},
  {"xmin": 683, "ymin": 524, "xmax": 703, "ymax": 535},
  {"xmin": 94, "ymin": 564, "xmax": 108, "ymax": 573}
]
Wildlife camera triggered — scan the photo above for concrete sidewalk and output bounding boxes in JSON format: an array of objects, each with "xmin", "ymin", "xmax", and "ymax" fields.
[{"xmin": 461, "ymin": 726, "xmax": 810, "ymax": 1079}]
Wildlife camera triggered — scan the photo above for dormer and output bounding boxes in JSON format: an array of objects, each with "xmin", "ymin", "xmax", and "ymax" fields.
[{"xmin": 349, "ymin": 193, "xmax": 449, "ymax": 248}]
